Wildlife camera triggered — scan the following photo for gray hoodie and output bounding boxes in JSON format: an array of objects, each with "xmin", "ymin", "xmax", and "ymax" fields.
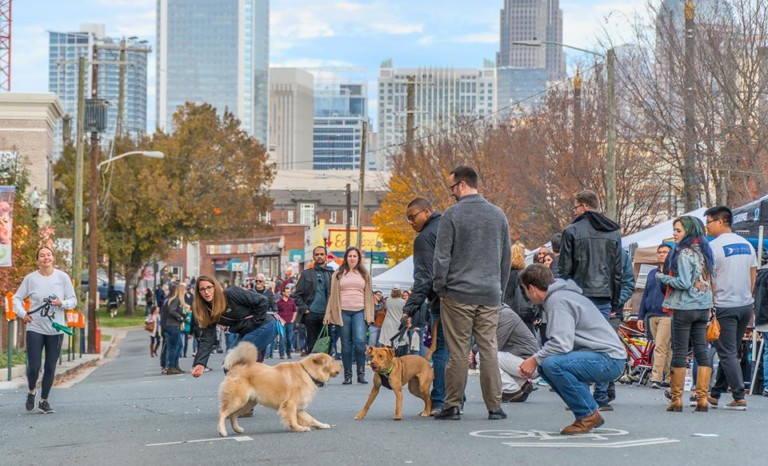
[{"xmin": 533, "ymin": 279, "xmax": 626, "ymax": 363}]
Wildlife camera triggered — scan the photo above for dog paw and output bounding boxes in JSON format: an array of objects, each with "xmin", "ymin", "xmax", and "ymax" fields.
[
  {"xmin": 353, "ymin": 413, "xmax": 366, "ymax": 420},
  {"xmin": 316, "ymin": 423, "xmax": 331, "ymax": 429},
  {"xmin": 419, "ymin": 411, "xmax": 430, "ymax": 417},
  {"xmin": 293, "ymin": 426, "xmax": 311, "ymax": 432},
  {"xmin": 218, "ymin": 430, "xmax": 228, "ymax": 437},
  {"xmin": 233, "ymin": 426, "xmax": 244, "ymax": 434},
  {"xmin": 393, "ymin": 416, "xmax": 402, "ymax": 421}
]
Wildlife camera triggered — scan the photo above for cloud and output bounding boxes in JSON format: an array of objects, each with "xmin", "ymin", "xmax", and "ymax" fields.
[
  {"xmin": 416, "ymin": 35, "xmax": 436, "ymax": 46},
  {"xmin": 453, "ymin": 32, "xmax": 498, "ymax": 44}
]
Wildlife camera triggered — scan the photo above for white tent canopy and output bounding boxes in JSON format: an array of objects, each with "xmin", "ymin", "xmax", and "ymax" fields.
[
  {"xmin": 372, "ymin": 255, "xmax": 413, "ymax": 294},
  {"xmin": 621, "ymin": 208, "xmax": 707, "ymax": 248}
]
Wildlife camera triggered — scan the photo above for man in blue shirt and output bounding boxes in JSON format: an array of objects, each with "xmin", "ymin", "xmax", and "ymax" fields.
[{"xmin": 636, "ymin": 244, "xmax": 672, "ymax": 389}]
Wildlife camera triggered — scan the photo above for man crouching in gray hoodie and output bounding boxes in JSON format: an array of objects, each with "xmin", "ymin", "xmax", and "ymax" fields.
[{"xmin": 518, "ymin": 264, "xmax": 626, "ymax": 435}]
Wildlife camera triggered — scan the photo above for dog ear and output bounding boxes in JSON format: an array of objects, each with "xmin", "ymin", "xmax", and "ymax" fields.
[{"xmin": 365, "ymin": 346, "xmax": 373, "ymax": 356}]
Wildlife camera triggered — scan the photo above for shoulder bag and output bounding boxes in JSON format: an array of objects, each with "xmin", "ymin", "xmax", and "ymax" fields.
[{"xmin": 311, "ymin": 324, "xmax": 331, "ymax": 354}]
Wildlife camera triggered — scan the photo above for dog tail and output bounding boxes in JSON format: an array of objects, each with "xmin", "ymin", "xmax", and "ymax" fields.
[
  {"xmin": 222, "ymin": 342, "xmax": 259, "ymax": 370},
  {"xmin": 425, "ymin": 317, "xmax": 439, "ymax": 361}
]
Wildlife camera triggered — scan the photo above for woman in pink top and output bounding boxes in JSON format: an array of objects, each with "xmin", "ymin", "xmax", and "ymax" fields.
[{"xmin": 325, "ymin": 246, "xmax": 374, "ymax": 385}]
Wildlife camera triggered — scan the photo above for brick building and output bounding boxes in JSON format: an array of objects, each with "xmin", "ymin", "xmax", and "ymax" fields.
[
  {"xmin": 159, "ymin": 170, "xmax": 391, "ymax": 287},
  {"xmin": 0, "ymin": 93, "xmax": 64, "ymax": 208}
]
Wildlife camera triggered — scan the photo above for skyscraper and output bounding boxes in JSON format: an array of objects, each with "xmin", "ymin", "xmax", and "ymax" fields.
[
  {"xmin": 378, "ymin": 60, "xmax": 494, "ymax": 167},
  {"xmin": 496, "ymin": 0, "xmax": 565, "ymax": 113},
  {"xmin": 269, "ymin": 68, "xmax": 314, "ymax": 170},
  {"xmin": 48, "ymin": 24, "xmax": 150, "ymax": 156},
  {"xmin": 310, "ymin": 68, "xmax": 370, "ymax": 170},
  {"xmin": 156, "ymin": 0, "xmax": 269, "ymax": 144}
]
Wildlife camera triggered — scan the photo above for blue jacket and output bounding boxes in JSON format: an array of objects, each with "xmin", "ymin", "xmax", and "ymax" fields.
[
  {"xmin": 637, "ymin": 268, "xmax": 667, "ymax": 320},
  {"xmin": 657, "ymin": 246, "xmax": 713, "ymax": 310}
]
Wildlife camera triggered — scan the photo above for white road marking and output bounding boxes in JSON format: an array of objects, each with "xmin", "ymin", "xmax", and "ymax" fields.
[
  {"xmin": 147, "ymin": 436, "xmax": 253, "ymax": 447},
  {"xmin": 501, "ymin": 438, "xmax": 680, "ymax": 448}
]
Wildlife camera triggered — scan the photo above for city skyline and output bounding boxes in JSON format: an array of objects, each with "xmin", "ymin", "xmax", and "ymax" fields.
[{"xmin": 12, "ymin": 0, "xmax": 644, "ymax": 132}]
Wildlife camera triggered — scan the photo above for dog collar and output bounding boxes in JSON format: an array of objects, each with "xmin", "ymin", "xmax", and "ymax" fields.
[
  {"xmin": 378, "ymin": 363, "xmax": 394, "ymax": 377},
  {"xmin": 300, "ymin": 362, "xmax": 323, "ymax": 385}
]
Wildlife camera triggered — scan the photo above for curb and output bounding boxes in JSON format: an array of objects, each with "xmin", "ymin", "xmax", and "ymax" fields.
[{"xmin": 0, "ymin": 328, "xmax": 124, "ymax": 385}]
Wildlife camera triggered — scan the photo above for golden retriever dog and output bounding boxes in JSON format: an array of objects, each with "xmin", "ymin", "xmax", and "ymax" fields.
[
  {"xmin": 354, "ymin": 346, "xmax": 433, "ymax": 420},
  {"xmin": 217, "ymin": 342, "xmax": 341, "ymax": 436}
]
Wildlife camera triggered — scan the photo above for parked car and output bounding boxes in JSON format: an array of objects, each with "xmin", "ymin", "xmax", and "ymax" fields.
[{"xmin": 81, "ymin": 276, "xmax": 125, "ymax": 303}]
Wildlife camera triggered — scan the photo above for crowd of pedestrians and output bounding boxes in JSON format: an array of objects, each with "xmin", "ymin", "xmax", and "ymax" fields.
[{"xmin": 16, "ymin": 165, "xmax": 768, "ymax": 432}]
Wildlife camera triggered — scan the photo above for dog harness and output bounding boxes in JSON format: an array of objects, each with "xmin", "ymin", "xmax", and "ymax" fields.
[{"xmin": 378, "ymin": 364, "xmax": 394, "ymax": 390}]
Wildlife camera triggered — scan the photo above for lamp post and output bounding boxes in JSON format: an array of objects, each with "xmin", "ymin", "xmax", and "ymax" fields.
[
  {"xmin": 513, "ymin": 40, "xmax": 617, "ymax": 221},
  {"xmin": 86, "ymin": 150, "xmax": 165, "ymax": 353}
]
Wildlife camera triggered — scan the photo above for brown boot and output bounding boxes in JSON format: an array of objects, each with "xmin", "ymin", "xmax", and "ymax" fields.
[
  {"xmin": 560, "ymin": 411, "xmax": 604, "ymax": 435},
  {"xmin": 694, "ymin": 366, "xmax": 712, "ymax": 412},
  {"xmin": 666, "ymin": 367, "xmax": 686, "ymax": 412}
]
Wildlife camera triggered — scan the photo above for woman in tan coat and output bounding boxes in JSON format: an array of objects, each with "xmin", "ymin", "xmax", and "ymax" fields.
[{"xmin": 324, "ymin": 246, "xmax": 374, "ymax": 384}]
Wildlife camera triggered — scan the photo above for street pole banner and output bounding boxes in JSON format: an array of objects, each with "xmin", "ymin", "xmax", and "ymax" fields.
[{"xmin": 0, "ymin": 186, "xmax": 14, "ymax": 267}]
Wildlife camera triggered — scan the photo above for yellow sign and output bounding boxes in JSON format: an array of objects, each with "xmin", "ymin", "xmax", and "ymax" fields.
[{"xmin": 328, "ymin": 228, "xmax": 386, "ymax": 252}]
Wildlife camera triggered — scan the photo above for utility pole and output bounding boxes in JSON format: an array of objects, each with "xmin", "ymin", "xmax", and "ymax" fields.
[
  {"xmin": 605, "ymin": 49, "xmax": 617, "ymax": 221},
  {"xmin": 345, "ymin": 183, "xmax": 351, "ymax": 249},
  {"xmin": 87, "ymin": 44, "xmax": 100, "ymax": 354},
  {"xmin": 356, "ymin": 121, "xmax": 367, "ymax": 250},
  {"xmin": 573, "ymin": 68, "xmax": 582, "ymax": 161},
  {"xmin": 405, "ymin": 75, "xmax": 415, "ymax": 158},
  {"xmin": 72, "ymin": 56, "xmax": 86, "ymax": 311},
  {"xmin": 683, "ymin": 0, "xmax": 699, "ymax": 211}
]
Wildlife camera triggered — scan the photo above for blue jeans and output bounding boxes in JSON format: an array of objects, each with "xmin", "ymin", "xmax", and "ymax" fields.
[
  {"xmin": 340, "ymin": 310, "xmax": 367, "ymax": 372},
  {"xmin": 164, "ymin": 326, "xmax": 182, "ymax": 370},
  {"xmin": 368, "ymin": 326, "xmax": 381, "ymax": 348},
  {"xmin": 761, "ymin": 331, "xmax": 768, "ymax": 391},
  {"xmin": 225, "ymin": 332, "xmax": 240, "ymax": 352},
  {"xmin": 539, "ymin": 352, "xmax": 625, "ymax": 419},
  {"xmin": 239, "ymin": 319, "xmax": 279, "ymax": 354},
  {"xmin": 592, "ymin": 302, "xmax": 613, "ymax": 405},
  {"xmin": 279, "ymin": 322, "xmax": 295, "ymax": 356},
  {"xmin": 431, "ymin": 310, "xmax": 448, "ymax": 410}
]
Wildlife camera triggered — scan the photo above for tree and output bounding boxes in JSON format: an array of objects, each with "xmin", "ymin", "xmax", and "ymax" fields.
[{"xmin": 54, "ymin": 103, "xmax": 275, "ymax": 315}]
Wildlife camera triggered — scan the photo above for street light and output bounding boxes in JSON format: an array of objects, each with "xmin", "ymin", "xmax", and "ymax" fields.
[
  {"xmin": 513, "ymin": 40, "xmax": 617, "ymax": 221},
  {"xmin": 86, "ymin": 150, "xmax": 164, "ymax": 353}
]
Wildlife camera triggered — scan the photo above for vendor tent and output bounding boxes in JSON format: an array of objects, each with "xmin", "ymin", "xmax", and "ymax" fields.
[
  {"xmin": 372, "ymin": 255, "xmax": 414, "ymax": 294},
  {"xmin": 621, "ymin": 208, "xmax": 707, "ymax": 249}
]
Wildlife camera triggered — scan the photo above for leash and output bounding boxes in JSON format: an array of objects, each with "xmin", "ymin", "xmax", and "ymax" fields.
[
  {"xmin": 26, "ymin": 298, "xmax": 73, "ymax": 335},
  {"xmin": 425, "ymin": 317, "xmax": 439, "ymax": 361}
]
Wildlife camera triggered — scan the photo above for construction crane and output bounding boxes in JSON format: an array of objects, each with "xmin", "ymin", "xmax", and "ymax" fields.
[{"xmin": 0, "ymin": 0, "xmax": 10, "ymax": 92}]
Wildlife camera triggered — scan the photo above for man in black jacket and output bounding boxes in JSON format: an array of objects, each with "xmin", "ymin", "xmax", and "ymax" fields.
[
  {"xmin": 558, "ymin": 189, "xmax": 622, "ymax": 410},
  {"xmin": 403, "ymin": 198, "xmax": 446, "ymax": 415},
  {"xmin": 293, "ymin": 246, "xmax": 335, "ymax": 354}
]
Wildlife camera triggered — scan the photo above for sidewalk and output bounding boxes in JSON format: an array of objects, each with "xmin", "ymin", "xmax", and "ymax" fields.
[{"xmin": 0, "ymin": 327, "xmax": 127, "ymax": 389}]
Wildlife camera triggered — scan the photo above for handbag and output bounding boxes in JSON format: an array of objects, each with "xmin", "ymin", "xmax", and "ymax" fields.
[
  {"xmin": 311, "ymin": 324, "xmax": 331, "ymax": 354},
  {"xmin": 144, "ymin": 320, "xmax": 155, "ymax": 333},
  {"xmin": 706, "ymin": 313, "xmax": 720, "ymax": 342}
]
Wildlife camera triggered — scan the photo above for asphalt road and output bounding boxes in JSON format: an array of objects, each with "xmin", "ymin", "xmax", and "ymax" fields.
[{"xmin": 2, "ymin": 329, "xmax": 767, "ymax": 465}]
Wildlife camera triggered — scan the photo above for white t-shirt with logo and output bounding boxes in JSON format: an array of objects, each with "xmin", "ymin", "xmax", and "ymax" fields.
[{"xmin": 710, "ymin": 232, "xmax": 758, "ymax": 307}]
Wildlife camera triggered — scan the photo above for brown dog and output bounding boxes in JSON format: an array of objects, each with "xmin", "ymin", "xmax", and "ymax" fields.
[
  {"xmin": 217, "ymin": 342, "xmax": 341, "ymax": 436},
  {"xmin": 354, "ymin": 346, "xmax": 433, "ymax": 420}
]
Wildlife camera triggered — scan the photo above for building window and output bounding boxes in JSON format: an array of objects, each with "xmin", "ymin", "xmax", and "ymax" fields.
[
  {"xmin": 343, "ymin": 209, "xmax": 357, "ymax": 226},
  {"xmin": 258, "ymin": 211, "xmax": 271, "ymax": 223},
  {"xmin": 287, "ymin": 210, "xmax": 294, "ymax": 223},
  {"xmin": 330, "ymin": 211, "xmax": 337, "ymax": 224},
  {"xmin": 299, "ymin": 203, "xmax": 315, "ymax": 225}
]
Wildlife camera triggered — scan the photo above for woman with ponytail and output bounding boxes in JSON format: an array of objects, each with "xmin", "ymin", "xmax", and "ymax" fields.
[{"xmin": 656, "ymin": 216, "xmax": 714, "ymax": 413}]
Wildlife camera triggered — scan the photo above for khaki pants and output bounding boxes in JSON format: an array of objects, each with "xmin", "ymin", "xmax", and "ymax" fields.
[
  {"xmin": 440, "ymin": 296, "xmax": 502, "ymax": 412},
  {"xmin": 649, "ymin": 316, "xmax": 672, "ymax": 383}
]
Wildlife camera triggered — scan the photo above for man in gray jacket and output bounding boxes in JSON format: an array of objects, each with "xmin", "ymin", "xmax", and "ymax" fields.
[
  {"xmin": 519, "ymin": 265, "xmax": 625, "ymax": 435},
  {"xmin": 433, "ymin": 165, "xmax": 511, "ymax": 421},
  {"xmin": 496, "ymin": 304, "xmax": 540, "ymax": 402}
]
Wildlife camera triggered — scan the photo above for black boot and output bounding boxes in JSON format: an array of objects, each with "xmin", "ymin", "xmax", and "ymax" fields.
[
  {"xmin": 343, "ymin": 369, "xmax": 352, "ymax": 385},
  {"xmin": 357, "ymin": 365, "xmax": 368, "ymax": 384}
]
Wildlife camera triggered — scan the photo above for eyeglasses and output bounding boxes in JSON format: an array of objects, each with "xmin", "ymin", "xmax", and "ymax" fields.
[
  {"xmin": 573, "ymin": 204, "xmax": 584, "ymax": 212},
  {"xmin": 448, "ymin": 181, "xmax": 462, "ymax": 192},
  {"xmin": 199, "ymin": 286, "xmax": 215, "ymax": 293},
  {"xmin": 706, "ymin": 219, "xmax": 720, "ymax": 225},
  {"xmin": 255, "ymin": 280, "xmax": 264, "ymax": 283},
  {"xmin": 406, "ymin": 208, "xmax": 427, "ymax": 223}
]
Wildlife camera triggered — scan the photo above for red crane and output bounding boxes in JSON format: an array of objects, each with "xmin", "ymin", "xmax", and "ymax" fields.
[{"xmin": 0, "ymin": 0, "xmax": 11, "ymax": 92}]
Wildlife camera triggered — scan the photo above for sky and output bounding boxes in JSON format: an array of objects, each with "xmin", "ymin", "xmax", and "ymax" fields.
[{"xmin": 10, "ymin": 0, "xmax": 649, "ymax": 129}]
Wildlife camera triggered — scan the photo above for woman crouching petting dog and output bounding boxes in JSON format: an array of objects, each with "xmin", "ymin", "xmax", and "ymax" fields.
[{"xmin": 191, "ymin": 275, "xmax": 278, "ymax": 378}]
